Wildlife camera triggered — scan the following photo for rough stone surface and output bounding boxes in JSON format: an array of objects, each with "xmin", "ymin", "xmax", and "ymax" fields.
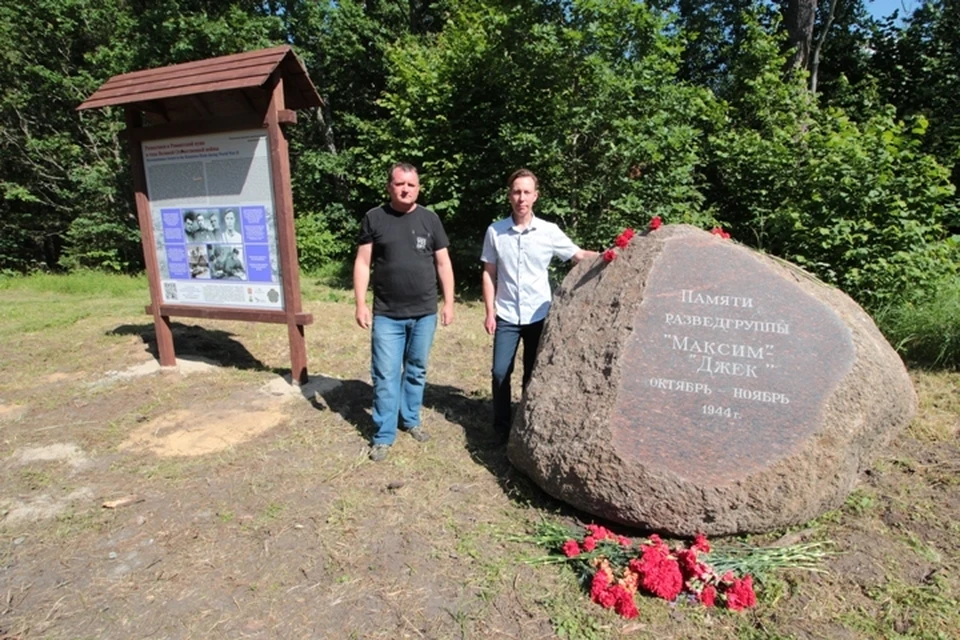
[{"xmin": 507, "ymin": 224, "xmax": 917, "ymax": 535}]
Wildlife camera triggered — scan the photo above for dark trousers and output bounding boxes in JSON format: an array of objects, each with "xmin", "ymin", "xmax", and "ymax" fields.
[{"xmin": 491, "ymin": 318, "xmax": 545, "ymax": 438}]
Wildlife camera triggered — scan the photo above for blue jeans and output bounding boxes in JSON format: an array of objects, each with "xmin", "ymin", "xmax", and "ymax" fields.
[
  {"xmin": 491, "ymin": 318, "xmax": 544, "ymax": 438},
  {"xmin": 371, "ymin": 313, "xmax": 438, "ymax": 445}
]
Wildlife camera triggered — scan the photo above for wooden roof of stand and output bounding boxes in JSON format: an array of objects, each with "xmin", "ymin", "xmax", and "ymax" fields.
[{"xmin": 77, "ymin": 45, "xmax": 322, "ymax": 121}]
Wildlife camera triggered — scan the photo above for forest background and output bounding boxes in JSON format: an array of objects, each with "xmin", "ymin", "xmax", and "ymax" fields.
[{"xmin": 1, "ymin": 0, "xmax": 957, "ymax": 366}]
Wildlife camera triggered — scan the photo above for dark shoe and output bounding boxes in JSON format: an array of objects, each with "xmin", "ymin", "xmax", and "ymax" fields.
[
  {"xmin": 369, "ymin": 444, "xmax": 391, "ymax": 462},
  {"xmin": 407, "ymin": 426, "xmax": 431, "ymax": 443}
]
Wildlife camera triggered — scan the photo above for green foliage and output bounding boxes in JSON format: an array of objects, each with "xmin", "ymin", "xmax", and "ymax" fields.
[
  {"xmin": 708, "ymin": 17, "xmax": 958, "ymax": 308},
  {"xmin": 0, "ymin": 0, "xmax": 287, "ymax": 273},
  {"xmin": 0, "ymin": 0, "xmax": 132, "ymax": 271},
  {"xmin": 355, "ymin": 0, "xmax": 721, "ymax": 278},
  {"xmin": 294, "ymin": 205, "xmax": 357, "ymax": 272},
  {"xmin": 870, "ymin": 1, "xmax": 960, "ymax": 177},
  {"xmin": 282, "ymin": 0, "xmax": 448, "ymax": 251},
  {"xmin": 125, "ymin": 0, "xmax": 285, "ymax": 68},
  {"xmin": 2, "ymin": 0, "xmax": 959, "ymax": 377},
  {"xmin": 59, "ymin": 210, "xmax": 142, "ymax": 272},
  {"xmin": 809, "ymin": 0, "xmax": 881, "ymax": 119},
  {"xmin": 874, "ymin": 270, "xmax": 960, "ymax": 370},
  {"xmin": 668, "ymin": 0, "xmax": 776, "ymax": 97}
]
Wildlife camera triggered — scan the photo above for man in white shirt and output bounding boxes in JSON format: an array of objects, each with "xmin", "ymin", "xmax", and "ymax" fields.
[{"xmin": 480, "ymin": 168, "xmax": 597, "ymax": 442}]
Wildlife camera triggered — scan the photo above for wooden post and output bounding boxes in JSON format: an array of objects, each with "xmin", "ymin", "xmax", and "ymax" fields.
[
  {"xmin": 265, "ymin": 74, "xmax": 309, "ymax": 384},
  {"xmin": 126, "ymin": 108, "xmax": 176, "ymax": 366}
]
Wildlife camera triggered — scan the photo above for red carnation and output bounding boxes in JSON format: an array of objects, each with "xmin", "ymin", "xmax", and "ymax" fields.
[
  {"xmin": 562, "ymin": 540, "xmax": 581, "ymax": 558},
  {"xmin": 694, "ymin": 562, "xmax": 711, "ymax": 581},
  {"xmin": 642, "ymin": 563, "xmax": 683, "ymax": 601},
  {"xmin": 585, "ymin": 524, "xmax": 614, "ymax": 541},
  {"xmin": 724, "ymin": 575, "xmax": 757, "ymax": 611},
  {"xmin": 583, "ymin": 536, "xmax": 597, "ymax": 552},
  {"xmin": 636, "ymin": 545, "xmax": 683, "ymax": 601},
  {"xmin": 622, "ymin": 228, "xmax": 635, "ymax": 240},
  {"xmin": 710, "ymin": 226, "xmax": 731, "ymax": 239},
  {"xmin": 603, "ymin": 249, "xmax": 617, "ymax": 262},
  {"xmin": 596, "ymin": 588, "xmax": 618, "ymax": 609},
  {"xmin": 692, "ymin": 534, "xmax": 711, "ymax": 554},
  {"xmin": 618, "ymin": 535, "xmax": 632, "ymax": 547},
  {"xmin": 615, "ymin": 234, "xmax": 630, "ymax": 248},
  {"xmin": 649, "ymin": 216, "xmax": 662, "ymax": 230},
  {"xmin": 675, "ymin": 548, "xmax": 700, "ymax": 581},
  {"xmin": 611, "ymin": 585, "xmax": 639, "ymax": 619},
  {"xmin": 699, "ymin": 585, "xmax": 717, "ymax": 608},
  {"xmin": 590, "ymin": 570, "xmax": 611, "ymax": 601}
]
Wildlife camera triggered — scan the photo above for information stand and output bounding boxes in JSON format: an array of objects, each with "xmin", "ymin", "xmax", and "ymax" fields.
[{"xmin": 79, "ymin": 46, "xmax": 322, "ymax": 383}]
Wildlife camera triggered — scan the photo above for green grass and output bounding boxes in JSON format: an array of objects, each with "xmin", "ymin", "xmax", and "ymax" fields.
[
  {"xmin": 875, "ymin": 274, "xmax": 960, "ymax": 370},
  {"xmin": 549, "ymin": 600, "xmax": 610, "ymax": 640},
  {"xmin": 0, "ymin": 270, "xmax": 147, "ymax": 297},
  {"xmin": 0, "ymin": 271, "xmax": 149, "ymax": 338},
  {"xmin": 849, "ymin": 575, "xmax": 958, "ymax": 639},
  {"xmin": 300, "ymin": 260, "xmax": 353, "ymax": 290}
]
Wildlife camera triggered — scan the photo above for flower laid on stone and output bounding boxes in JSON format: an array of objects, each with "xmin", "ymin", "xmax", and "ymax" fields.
[
  {"xmin": 603, "ymin": 228, "xmax": 636, "ymax": 262},
  {"xmin": 520, "ymin": 521, "xmax": 830, "ymax": 619},
  {"xmin": 711, "ymin": 226, "xmax": 731, "ymax": 239},
  {"xmin": 616, "ymin": 228, "xmax": 635, "ymax": 246},
  {"xmin": 649, "ymin": 216, "xmax": 663, "ymax": 230}
]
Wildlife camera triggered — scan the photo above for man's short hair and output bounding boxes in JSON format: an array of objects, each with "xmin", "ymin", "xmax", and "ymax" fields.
[
  {"xmin": 183, "ymin": 211, "xmax": 198, "ymax": 223},
  {"xmin": 508, "ymin": 168, "xmax": 538, "ymax": 190},
  {"xmin": 388, "ymin": 162, "xmax": 419, "ymax": 183}
]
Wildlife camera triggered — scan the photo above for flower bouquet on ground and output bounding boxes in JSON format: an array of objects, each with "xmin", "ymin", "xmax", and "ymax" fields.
[{"xmin": 518, "ymin": 521, "xmax": 831, "ymax": 619}]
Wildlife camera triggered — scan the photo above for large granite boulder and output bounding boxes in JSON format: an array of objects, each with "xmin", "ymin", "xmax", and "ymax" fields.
[{"xmin": 508, "ymin": 224, "xmax": 916, "ymax": 536}]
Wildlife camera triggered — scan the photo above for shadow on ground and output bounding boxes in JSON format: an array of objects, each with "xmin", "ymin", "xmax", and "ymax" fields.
[
  {"xmin": 107, "ymin": 321, "xmax": 618, "ymax": 533},
  {"xmin": 109, "ymin": 322, "xmax": 285, "ymax": 375},
  {"xmin": 312, "ymin": 376, "xmax": 586, "ymax": 522}
]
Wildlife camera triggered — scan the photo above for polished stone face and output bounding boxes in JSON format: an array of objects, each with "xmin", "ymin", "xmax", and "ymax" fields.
[{"xmin": 610, "ymin": 235, "xmax": 855, "ymax": 485}]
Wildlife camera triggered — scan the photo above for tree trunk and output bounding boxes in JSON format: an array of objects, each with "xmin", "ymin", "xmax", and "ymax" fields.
[{"xmin": 784, "ymin": 0, "xmax": 818, "ymax": 71}]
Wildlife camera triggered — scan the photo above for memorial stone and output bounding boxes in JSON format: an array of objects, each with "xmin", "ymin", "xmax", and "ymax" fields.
[{"xmin": 508, "ymin": 224, "xmax": 916, "ymax": 535}]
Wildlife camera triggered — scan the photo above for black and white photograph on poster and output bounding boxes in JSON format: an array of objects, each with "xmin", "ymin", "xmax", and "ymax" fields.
[
  {"xmin": 143, "ymin": 129, "xmax": 283, "ymax": 310},
  {"xmin": 183, "ymin": 208, "xmax": 222, "ymax": 243},
  {"xmin": 220, "ymin": 208, "xmax": 243, "ymax": 243},
  {"xmin": 188, "ymin": 245, "xmax": 210, "ymax": 279},
  {"xmin": 182, "ymin": 211, "xmax": 202, "ymax": 243},
  {"xmin": 208, "ymin": 244, "xmax": 246, "ymax": 280}
]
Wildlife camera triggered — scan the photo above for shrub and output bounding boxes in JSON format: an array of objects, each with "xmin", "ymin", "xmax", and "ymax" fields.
[
  {"xmin": 874, "ymin": 269, "xmax": 960, "ymax": 369},
  {"xmin": 707, "ymin": 18, "xmax": 958, "ymax": 309},
  {"xmin": 295, "ymin": 205, "xmax": 357, "ymax": 273}
]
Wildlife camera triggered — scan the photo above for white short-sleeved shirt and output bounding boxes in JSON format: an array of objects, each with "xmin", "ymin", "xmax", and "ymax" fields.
[{"xmin": 480, "ymin": 215, "xmax": 580, "ymax": 325}]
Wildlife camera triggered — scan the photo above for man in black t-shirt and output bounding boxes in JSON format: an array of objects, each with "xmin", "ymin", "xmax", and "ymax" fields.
[{"xmin": 353, "ymin": 163, "xmax": 455, "ymax": 461}]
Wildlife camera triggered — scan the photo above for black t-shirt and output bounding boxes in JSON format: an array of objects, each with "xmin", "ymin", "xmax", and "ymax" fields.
[{"xmin": 358, "ymin": 204, "xmax": 450, "ymax": 318}]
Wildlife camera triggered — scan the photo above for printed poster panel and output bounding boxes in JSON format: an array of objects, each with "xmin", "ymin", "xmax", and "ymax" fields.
[{"xmin": 142, "ymin": 130, "xmax": 284, "ymax": 310}]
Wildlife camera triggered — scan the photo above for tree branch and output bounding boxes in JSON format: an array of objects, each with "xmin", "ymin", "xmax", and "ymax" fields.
[{"xmin": 810, "ymin": 0, "xmax": 839, "ymax": 94}]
